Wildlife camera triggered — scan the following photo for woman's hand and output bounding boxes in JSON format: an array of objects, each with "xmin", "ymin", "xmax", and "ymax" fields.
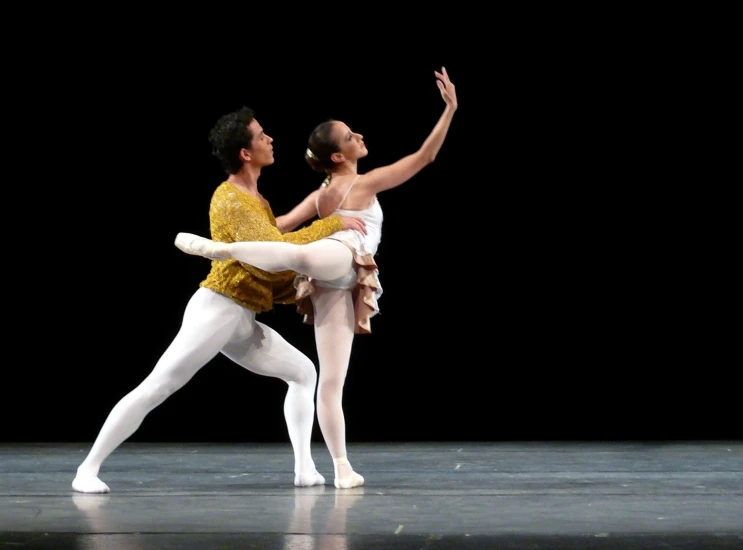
[{"xmin": 435, "ymin": 66, "xmax": 457, "ymax": 111}]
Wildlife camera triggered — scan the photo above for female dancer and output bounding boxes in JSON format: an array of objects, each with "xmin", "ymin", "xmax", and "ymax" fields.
[{"xmin": 176, "ymin": 67, "xmax": 457, "ymax": 488}]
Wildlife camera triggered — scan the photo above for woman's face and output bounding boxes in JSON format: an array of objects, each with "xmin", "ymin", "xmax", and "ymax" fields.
[{"xmin": 331, "ymin": 121, "xmax": 368, "ymax": 162}]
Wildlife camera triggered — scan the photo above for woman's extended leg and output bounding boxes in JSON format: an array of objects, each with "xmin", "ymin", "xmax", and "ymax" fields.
[{"xmin": 175, "ymin": 233, "xmax": 354, "ymax": 282}]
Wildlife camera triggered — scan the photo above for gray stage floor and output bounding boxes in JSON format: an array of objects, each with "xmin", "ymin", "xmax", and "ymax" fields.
[{"xmin": 1, "ymin": 441, "xmax": 741, "ymax": 549}]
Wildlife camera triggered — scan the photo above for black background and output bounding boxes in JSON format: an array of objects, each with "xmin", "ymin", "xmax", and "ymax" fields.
[{"xmin": 3, "ymin": 17, "xmax": 734, "ymax": 445}]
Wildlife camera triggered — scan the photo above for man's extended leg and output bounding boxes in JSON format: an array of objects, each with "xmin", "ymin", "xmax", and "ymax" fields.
[{"xmin": 72, "ymin": 288, "xmax": 241, "ymax": 493}]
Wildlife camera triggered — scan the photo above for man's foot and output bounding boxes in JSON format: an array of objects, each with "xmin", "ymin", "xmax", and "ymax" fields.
[
  {"xmin": 295, "ymin": 470, "xmax": 326, "ymax": 487},
  {"xmin": 72, "ymin": 473, "xmax": 110, "ymax": 494},
  {"xmin": 174, "ymin": 233, "xmax": 231, "ymax": 260}
]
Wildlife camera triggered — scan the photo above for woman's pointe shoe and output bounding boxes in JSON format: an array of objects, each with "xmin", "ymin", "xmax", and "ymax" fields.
[
  {"xmin": 335, "ymin": 471, "xmax": 364, "ymax": 489},
  {"xmin": 333, "ymin": 456, "xmax": 364, "ymax": 489},
  {"xmin": 174, "ymin": 233, "xmax": 231, "ymax": 260}
]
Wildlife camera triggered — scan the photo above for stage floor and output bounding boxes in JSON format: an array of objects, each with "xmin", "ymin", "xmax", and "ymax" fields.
[{"xmin": 1, "ymin": 441, "xmax": 742, "ymax": 549}]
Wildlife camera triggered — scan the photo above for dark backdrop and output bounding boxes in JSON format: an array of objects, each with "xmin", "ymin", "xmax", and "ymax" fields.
[{"xmin": 4, "ymin": 24, "xmax": 734, "ymax": 444}]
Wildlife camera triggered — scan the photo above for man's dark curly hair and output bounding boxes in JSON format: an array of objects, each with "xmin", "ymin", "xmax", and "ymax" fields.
[{"xmin": 208, "ymin": 106, "xmax": 256, "ymax": 175}]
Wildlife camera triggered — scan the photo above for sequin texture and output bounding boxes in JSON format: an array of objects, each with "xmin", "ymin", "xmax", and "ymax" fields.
[{"xmin": 200, "ymin": 182, "xmax": 344, "ymax": 312}]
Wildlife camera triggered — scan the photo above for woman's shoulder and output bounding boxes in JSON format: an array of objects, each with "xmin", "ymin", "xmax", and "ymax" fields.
[{"xmin": 317, "ymin": 185, "xmax": 342, "ymax": 217}]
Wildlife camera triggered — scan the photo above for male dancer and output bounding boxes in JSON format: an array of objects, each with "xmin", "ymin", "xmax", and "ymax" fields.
[{"xmin": 72, "ymin": 106, "xmax": 366, "ymax": 493}]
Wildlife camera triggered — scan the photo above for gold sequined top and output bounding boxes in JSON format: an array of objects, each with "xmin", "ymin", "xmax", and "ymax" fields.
[{"xmin": 200, "ymin": 181, "xmax": 344, "ymax": 312}]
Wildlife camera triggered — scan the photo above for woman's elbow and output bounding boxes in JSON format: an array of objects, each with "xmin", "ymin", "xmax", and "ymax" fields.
[{"xmin": 414, "ymin": 150, "xmax": 436, "ymax": 166}]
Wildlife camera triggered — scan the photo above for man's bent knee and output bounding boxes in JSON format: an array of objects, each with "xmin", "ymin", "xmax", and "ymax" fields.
[{"xmin": 289, "ymin": 356, "xmax": 317, "ymax": 387}]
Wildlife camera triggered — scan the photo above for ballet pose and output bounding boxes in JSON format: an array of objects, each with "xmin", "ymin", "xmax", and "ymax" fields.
[
  {"xmin": 175, "ymin": 67, "xmax": 458, "ymax": 488},
  {"xmin": 72, "ymin": 106, "xmax": 367, "ymax": 494}
]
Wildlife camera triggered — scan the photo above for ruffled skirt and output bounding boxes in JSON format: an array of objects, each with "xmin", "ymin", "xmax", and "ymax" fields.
[{"xmin": 293, "ymin": 246, "xmax": 382, "ymax": 335}]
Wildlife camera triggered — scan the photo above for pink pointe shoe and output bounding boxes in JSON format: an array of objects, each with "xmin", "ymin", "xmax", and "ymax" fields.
[{"xmin": 174, "ymin": 233, "xmax": 231, "ymax": 260}]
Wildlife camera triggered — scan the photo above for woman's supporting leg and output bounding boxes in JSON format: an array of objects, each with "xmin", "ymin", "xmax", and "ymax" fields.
[{"xmin": 311, "ymin": 287, "xmax": 364, "ymax": 488}]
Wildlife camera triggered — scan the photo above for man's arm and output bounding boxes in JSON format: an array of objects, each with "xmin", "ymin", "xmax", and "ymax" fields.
[
  {"xmin": 224, "ymin": 193, "xmax": 344, "ymax": 245},
  {"xmin": 280, "ymin": 216, "xmax": 345, "ymax": 244}
]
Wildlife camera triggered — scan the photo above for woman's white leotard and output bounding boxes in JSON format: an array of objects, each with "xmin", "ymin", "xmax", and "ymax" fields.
[{"xmin": 294, "ymin": 176, "xmax": 383, "ymax": 334}]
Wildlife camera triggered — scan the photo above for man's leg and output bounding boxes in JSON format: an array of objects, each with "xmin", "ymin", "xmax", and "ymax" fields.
[
  {"xmin": 221, "ymin": 317, "xmax": 325, "ymax": 487},
  {"xmin": 72, "ymin": 288, "xmax": 241, "ymax": 493}
]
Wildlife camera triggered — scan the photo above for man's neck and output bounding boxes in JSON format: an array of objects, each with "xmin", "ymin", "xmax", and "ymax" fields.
[{"xmin": 226, "ymin": 165, "xmax": 261, "ymax": 195}]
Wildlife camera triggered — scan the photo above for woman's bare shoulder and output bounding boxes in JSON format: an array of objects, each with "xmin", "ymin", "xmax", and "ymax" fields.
[{"xmin": 317, "ymin": 185, "xmax": 343, "ymax": 218}]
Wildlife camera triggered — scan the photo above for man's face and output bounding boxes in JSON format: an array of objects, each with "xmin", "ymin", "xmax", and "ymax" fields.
[{"xmin": 246, "ymin": 119, "xmax": 274, "ymax": 167}]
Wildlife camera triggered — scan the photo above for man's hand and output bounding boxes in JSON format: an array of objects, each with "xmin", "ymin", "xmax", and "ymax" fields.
[{"xmin": 338, "ymin": 215, "xmax": 367, "ymax": 234}]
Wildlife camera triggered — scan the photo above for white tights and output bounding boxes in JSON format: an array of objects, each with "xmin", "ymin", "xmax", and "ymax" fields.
[
  {"xmin": 225, "ymin": 239, "xmax": 355, "ymax": 284},
  {"xmin": 311, "ymin": 286, "xmax": 357, "ymax": 482},
  {"xmin": 220, "ymin": 239, "xmax": 363, "ymax": 485},
  {"xmin": 72, "ymin": 288, "xmax": 323, "ymax": 493}
]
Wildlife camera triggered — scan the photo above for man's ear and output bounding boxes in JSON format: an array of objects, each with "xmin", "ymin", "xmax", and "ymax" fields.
[{"xmin": 240, "ymin": 148, "xmax": 252, "ymax": 162}]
